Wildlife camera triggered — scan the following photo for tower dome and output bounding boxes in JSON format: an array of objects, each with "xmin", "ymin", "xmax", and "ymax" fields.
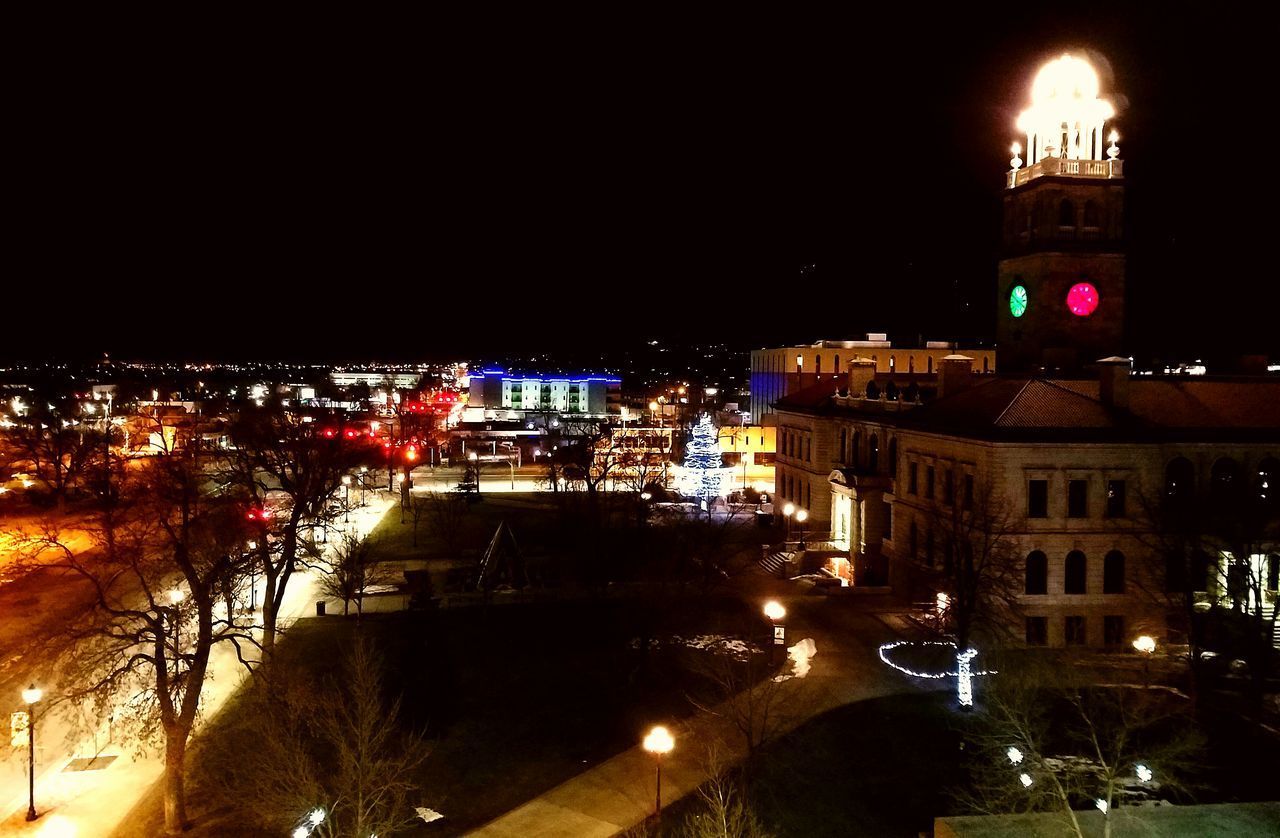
[{"xmin": 1015, "ymin": 54, "xmax": 1115, "ymax": 164}]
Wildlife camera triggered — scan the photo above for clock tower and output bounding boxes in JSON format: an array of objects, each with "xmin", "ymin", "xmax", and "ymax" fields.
[{"xmin": 997, "ymin": 55, "xmax": 1126, "ymax": 374}]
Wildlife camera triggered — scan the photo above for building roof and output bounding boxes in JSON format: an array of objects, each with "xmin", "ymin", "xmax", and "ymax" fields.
[
  {"xmin": 774, "ymin": 375, "xmax": 1280, "ymax": 443},
  {"xmin": 935, "ymin": 801, "xmax": 1280, "ymax": 837}
]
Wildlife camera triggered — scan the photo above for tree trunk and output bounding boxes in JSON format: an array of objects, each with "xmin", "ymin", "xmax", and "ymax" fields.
[{"xmin": 163, "ymin": 727, "xmax": 189, "ymax": 834}]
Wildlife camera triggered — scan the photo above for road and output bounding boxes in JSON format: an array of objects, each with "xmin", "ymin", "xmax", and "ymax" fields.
[{"xmin": 0, "ymin": 495, "xmax": 395, "ymax": 836}]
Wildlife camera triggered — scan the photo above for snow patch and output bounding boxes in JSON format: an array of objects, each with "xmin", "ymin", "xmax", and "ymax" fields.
[
  {"xmin": 415, "ymin": 806, "xmax": 444, "ymax": 824},
  {"xmin": 773, "ymin": 638, "xmax": 817, "ymax": 682}
]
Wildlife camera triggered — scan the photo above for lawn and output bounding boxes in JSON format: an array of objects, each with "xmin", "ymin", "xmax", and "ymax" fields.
[{"xmin": 116, "ymin": 593, "xmax": 768, "ymax": 837}]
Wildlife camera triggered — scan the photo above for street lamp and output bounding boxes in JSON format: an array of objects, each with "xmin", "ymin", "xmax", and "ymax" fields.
[
  {"xmin": 764, "ymin": 600, "xmax": 787, "ymax": 665},
  {"xmin": 23, "ymin": 684, "xmax": 42, "ymax": 821},
  {"xmin": 783, "ymin": 502, "xmax": 795, "ymax": 540},
  {"xmin": 359, "ymin": 466, "xmax": 368, "ymax": 506},
  {"xmin": 643, "ymin": 725, "xmax": 675, "ymax": 819},
  {"xmin": 1133, "ymin": 635, "xmax": 1156, "ymax": 687},
  {"xmin": 795, "ymin": 508, "xmax": 809, "ymax": 546},
  {"xmin": 342, "ymin": 475, "xmax": 352, "ymax": 524}
]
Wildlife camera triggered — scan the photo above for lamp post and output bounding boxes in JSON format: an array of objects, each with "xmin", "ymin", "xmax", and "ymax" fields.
[
  {"xmin": 643, "ymin": 725, "xmax": 675, "ymax": 820},
  {"xmin": 359, "ymin": 466, "xmax": 368, "ymax": 506},
  {"xmin": 1133, "ymin": 635, "xmax": 1156, "ymax": 688},
  {"xmin": 764, "ymin": 600, "xmax": 787, "ymax": 665},
  {"xmin": 795, "ymin": 509, "xmax": 809, "ymax": 547},
  {"xmin": 468, "ymin": 451, "xmax": 479, "ymax": 494},
  {"xmin": 23, "ymin": 684, "xmax": 42, "ymax": 821},
  {"xmin": 342, "ymin": 475, "xmax": 352, "ymax": 524},
  {"xmin": 783, "ymin": 502, "xmax": 795, "ymax": 540}
]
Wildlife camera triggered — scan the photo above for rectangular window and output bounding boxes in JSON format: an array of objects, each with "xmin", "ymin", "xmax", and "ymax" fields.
[
  {"xmin": 1106, "ymin": 479, "xmax": 1126, "ymax": 518},
  {"xmin": 1065, "ymin": 616, "xmax": 1087, "ymax": 646},
  {"xmin": 963, "ymin": 473, "xmax": 974, "ymax": 510},
  {"xmin": 805, "ymin": 437, "xmax": 811, "ymax": 462},
  {"xmin": 1067, "ymin": 479, "xmax": 1088, "ymax": 518},
  {"xmin": 908, "ymin": 463, "xmax": 918, "ymax": 495},
  {"xmin": 1104, "ymin": 616, "xmax": 1125, "ymax": 647},
  {"xmin": 943, "ymin": 469, "xmax": 954, "ymax": 505},
  {"xmin": 1026, "ymin": 617, "xmax": 1048, "ymax": 647},
  {"xmin": 1028, "ymin": 480, "xmax": 1048, "ymax": 518},
  {"xmin": 926, "ymin": 466, "xmax": 936, "ymax": 499}
]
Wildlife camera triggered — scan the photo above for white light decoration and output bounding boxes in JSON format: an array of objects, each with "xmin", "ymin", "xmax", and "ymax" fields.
[
  {"xmin": 956, "ymin": 648, "xmax": 978, "ymax": 707},
  {"xmin": 1019, "ymin": 772, "xmax": 1033, "ymax": 788},
  {"xmin": 1015, "ymin": 54, "xmax": 1115, "ymax": 164},
  {"xmin": 1006, "ymin": 746, "xmax": 1024, "ymax": 766},
  {"xmin": 1136, "ymin": 763, "xmax": 1153, "ymax": 783},
  {"xmin": 1096, "ymin": 798, "xmax": 1109, "ymax": 814},
  {"xmin": 679, "ymin": 414, "xmax": 725, "ymax": 501},
  {"xmin": 308, "ymin": 808, "xmax": 325, "ymax": 826},
  {"xmin": 292, "ymin": 829, "xmax": 308, "ymax": 838},
  {"xmin": 878, "ymin": 639, "xmax": 996, "ymax": 709}
]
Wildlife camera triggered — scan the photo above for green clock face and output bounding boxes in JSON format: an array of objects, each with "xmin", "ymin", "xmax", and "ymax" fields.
[{"xmin": 1009, "ymin": 284, "xmax": 1028, "ymax": 318}]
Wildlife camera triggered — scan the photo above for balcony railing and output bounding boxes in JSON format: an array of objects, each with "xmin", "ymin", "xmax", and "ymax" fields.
[{"xmin": 1007, "ymin": 156, "xmax": 1123, "ymax": 188}]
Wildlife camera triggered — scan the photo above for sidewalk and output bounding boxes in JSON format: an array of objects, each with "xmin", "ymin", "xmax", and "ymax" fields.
[
  {"xmin": 472, "ymin": 577, "xmax": 922, "ymax": 837},
  {"xmin": 0, "ymin": 496, "xmax": 395, "ymax": 837}
]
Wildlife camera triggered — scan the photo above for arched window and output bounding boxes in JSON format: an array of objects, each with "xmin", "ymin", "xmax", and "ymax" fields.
[
  {"xmin": 834, "ymin": 354, "xmax": 840, "ymax": 373},
  {"xmin": 1025, "ymin": 551, "xmax": 1048, "ymax": 595},
  {"xmin": 1256, "ymin": 457, "xmax": 1279, "ymax": 509},
  {"xmin": 983, "ymin": 356, "xmax": 990, "ymax": 373},
  {"xmin": 816, "ymin": 355, "xmax": 822, "ymax": 374},
  {"xmin": 909, "ymin": 356, "xmax": 915, "ymax": 373},
  {"xmin": 889, "ymin": 355, "xmax": 896, "ymax": 372},
  {"xmin": 1083, "ymin": 200, "xmax": 1101, "ymax": 228},
  {"xmin": 866, "ymin": 381, "xmax": 880, "ymax": 399},
  {"xmin": 927, "ymin": 357, "xmax": 934, "ymax": 374},
  {"xmin": 1065, "ymin": 550, "xmax": 1087, "ymax": 594},
  {"xmin": 1058, "ymin": 198, "xmax": 1076, "ymax": 228},
  {"xmin": 1104, "ymin": 550, "xmax": 1125, "ymax": 594},
  {"xmin": 889, "ymin": 438, "xmax": 898, "ymax": 476},
  {"xmin": 868, "ymin": 435, "xmax": 879, "ymax": 473},
  {"xmin": 839, "ymin": 428, "xmax": 847, "ymax": 464},
  {"xmin": 1211, "ymin": 458, "xmax": 1243, "ymax": 505},
  {"xmin": 1165, "ymin": 457, "xmax": 1195, "ymax": 506},
  {"xmin": 852, "ymin": 431, "xmax": 861, "ymax": 468},
  {"xmin": 885, "ymin": 381, "xmax": 899, "ymax": 400}
]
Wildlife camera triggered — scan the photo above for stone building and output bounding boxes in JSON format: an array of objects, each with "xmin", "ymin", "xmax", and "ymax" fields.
[
  {"xmin": 769, "ymin": 55, "xmax": 1280, "ymax": 648},
  {"xmin": 749, "ymin": 335, "xmax": 994, "ymax": 426}
]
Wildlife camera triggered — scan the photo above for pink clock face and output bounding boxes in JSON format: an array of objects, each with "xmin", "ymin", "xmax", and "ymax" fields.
[{"xmin": 1066, "ymin": 282, "xmax": 1099, "ymax": 317}]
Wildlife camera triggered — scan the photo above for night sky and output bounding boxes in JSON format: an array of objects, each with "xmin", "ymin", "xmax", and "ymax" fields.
[{"xmin": 10, "ymin": 7, "xmax": 1275, "ymax": 363}]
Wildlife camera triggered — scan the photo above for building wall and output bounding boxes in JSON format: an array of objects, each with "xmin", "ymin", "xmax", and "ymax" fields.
[{"xmin": 775, "ymin": 399, "xmax": 1279, "ymax": 648}]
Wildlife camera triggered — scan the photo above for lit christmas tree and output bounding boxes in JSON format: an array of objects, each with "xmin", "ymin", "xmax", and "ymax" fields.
[{"xmin": 679, "ymin": 414, "xmax": 725, "ymax": 501}]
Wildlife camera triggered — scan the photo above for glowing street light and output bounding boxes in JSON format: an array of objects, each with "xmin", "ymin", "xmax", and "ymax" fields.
[
  {"xmin": 643, "ymin": 726, "xmax": 675, "ymax": 819},
  {"xmin": 764, "ymin": 600, "xmax": 787, "ymax": 665},
  {"xmin": 795, "ymin": 509, "xmax": 809, "ymax": 545},
  {"xmin": 782, "ymin": 502, "xmax": 795, "ymax": 540},
  {"xmin": 22, "ymin": 684, "xmax": 42, "ymax": 821}
]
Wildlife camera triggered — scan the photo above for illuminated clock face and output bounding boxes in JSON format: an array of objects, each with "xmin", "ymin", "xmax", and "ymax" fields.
[
  {"xmin": 1009, "ymin": 285, "xmax": 1028, "ymax": 318},
  {"xmin": 1066, "ymin": 282, "xmax": 1100, "ymax": 317}
]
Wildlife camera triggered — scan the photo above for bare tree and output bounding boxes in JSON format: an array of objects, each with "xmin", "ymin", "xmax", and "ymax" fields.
[
  {"xmin": 197, "ymin": 636, "xmax": 431, "ymax": 837},
  {"xmin": 689, "ymin": 648, "xmax": 808, "ymax": 763},
  {"xmin": 311, "ymin": 533, "xmax": 399, "ymax": 617},
  {"xmin": 678, "ymin": 746, "xmax": 774, "ymax": 838},
  {"xmin": 17, "ymin": 452, "xmax": 257, "ymax": 835},
  {"xmin": 420, "ymin": 491, "xmax": 468, "ymax": 555},
  {"xmin": 921, "ymin": 477, "xmax": 1023, "ymax": 654},
  {"xmin": 220, "ymin": 403, "xmax": 378, "ymax": 655},
  {"xmin": 956, "ymin": 657, "xmax": 1203, "ymax": 838},
  {"xmin": 1, "ymin": 390, "xmax": 106, "ymax": 510},
  {"xmin": 1129, "ymin": 469, "xmax": 1280, "ymax": 701}
]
